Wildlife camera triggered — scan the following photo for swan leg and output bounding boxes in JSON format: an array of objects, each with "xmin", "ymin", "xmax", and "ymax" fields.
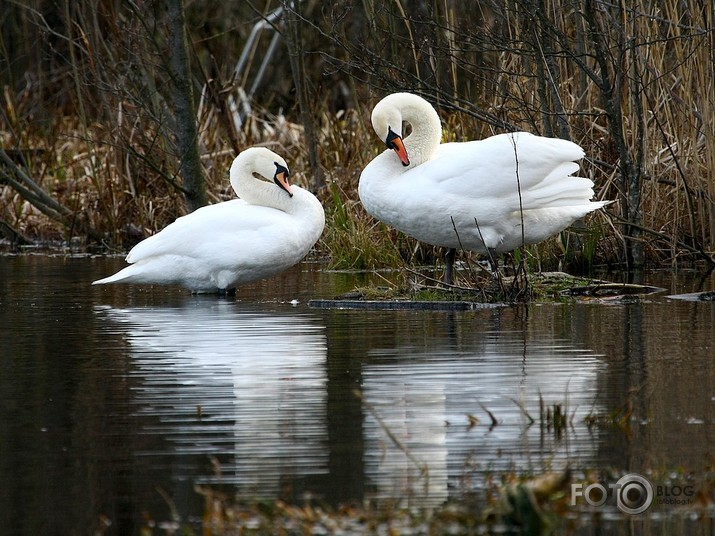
[
  {"xmin": 217, "ymin": 287, "xmax": 237, "ymax": 298},
  {"xmin": 487, "ymin": 248, "xmax": 500, "ymax": 273},
  {"xmin": 444, "ymin": 248, "xmax": 456, "ymax": 285}
]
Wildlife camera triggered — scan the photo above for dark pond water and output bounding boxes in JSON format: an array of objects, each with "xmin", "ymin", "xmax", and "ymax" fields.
[{"xmin": 1, "ymin": 254, "xmax": 714, "ymax": 534}]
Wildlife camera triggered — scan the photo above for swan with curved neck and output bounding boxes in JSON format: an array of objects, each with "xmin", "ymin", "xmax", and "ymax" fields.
[
  {"xmin": 93, "ymin": 147, "xmax": 325, "ymax": 293},
  {"xmin": 359, "ymin": 92, "xmax": 609, "ymax": 281}
]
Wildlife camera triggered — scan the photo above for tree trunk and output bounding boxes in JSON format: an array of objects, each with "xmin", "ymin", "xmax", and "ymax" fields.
[
  {"xmin": 284, "ymin": 1, "xmax": 324, "ymax": 192},
  {"xmin": 167, "ymin": 0, "xmax": 208, "ymax": 212},
  {"xmin": 583, "ymin": 0, "xmax": 643, "ymax": 271}
]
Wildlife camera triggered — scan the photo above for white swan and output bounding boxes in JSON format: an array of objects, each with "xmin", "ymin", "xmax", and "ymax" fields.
[
  {"xmin": 93, "ymin": 147, "xmax": 325, "ymax": 293},
  {"xmin": 359, "ymin": 92, "xmax": 610, "ymax": 280}
]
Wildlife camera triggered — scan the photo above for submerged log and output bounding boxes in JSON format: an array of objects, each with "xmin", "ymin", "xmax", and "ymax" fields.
[
  {"xmin": 308, "ymin": 299, "xmax": 503, "ymax": 311},
  {"xmin": 562, "ymin": 282, "xmax": 665, "ymax": 297}
]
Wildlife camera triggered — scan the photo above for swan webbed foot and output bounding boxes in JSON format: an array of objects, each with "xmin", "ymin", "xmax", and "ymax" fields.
[{"xmin": 444, "ymin": 248, "xmax": 456, "ymax": 286}]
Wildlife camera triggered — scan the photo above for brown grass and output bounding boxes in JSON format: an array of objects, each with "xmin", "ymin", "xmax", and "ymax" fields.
[{"xmin": 1, "ymin": 0, "xmax": 713, "ymax": 271}]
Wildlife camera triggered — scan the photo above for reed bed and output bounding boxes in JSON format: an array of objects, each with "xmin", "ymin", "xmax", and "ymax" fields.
[{"xmin": 0, "ymin": 0, "xmax": 713, "ymax": 272}]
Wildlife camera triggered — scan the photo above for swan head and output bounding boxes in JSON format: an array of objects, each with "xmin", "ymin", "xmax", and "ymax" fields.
[
  {"xmin": 371, "ymin": 92, "xmax": 443, "ymax": 167},
  {"xmin": 371, "ymin": 98, "xmax": 411, "ymax": 167},
  {"xmin": 230, "ymin": 147, "xmax": 293, "ymax": 198},
  {"xmin": 272, "ymin": 161, "xmax": 292, "ymax": 197}
]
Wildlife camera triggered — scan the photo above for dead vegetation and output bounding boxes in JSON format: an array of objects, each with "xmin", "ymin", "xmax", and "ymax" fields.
[{"xmin": 1, "ymin": 1, "xmax": 714, "ymax": 273}]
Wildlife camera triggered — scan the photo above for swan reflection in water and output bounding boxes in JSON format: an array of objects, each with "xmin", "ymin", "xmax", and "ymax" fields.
[
  {"xmin": 97, "ymin": 299, "xmax": 605, "ymax": 509},
  {"xmin": 96, "ymin": 300, "xmax": 327, "ymax": 497},
  {"xmin": 362, "ymin": 333, "xmax": 605, "ymax": 508}
]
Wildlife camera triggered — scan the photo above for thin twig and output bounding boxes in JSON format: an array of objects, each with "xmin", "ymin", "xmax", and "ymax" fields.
[
  {"xmin": 606, "ymin": 210, "xmax": 715, "ymax": 265},
  {"xmin": 405, "ymin": 266, "xmax": 485, "ymax": 295},
  {"xmin": 449, "ymin": 215, "xmax": 479, "ymax": 280}
]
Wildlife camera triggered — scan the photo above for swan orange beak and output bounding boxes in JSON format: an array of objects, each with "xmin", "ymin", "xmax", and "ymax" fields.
[
  {"xmin": 274, "ymin": 163, "xmax": 293, "ymax": 197},
  {"xmin": 385, "ymin": 127, "xmax": 410, "ymax": 166},
  {"xmin": 391, "ymin": 136, "xmax": 410, "ymax": 166}
]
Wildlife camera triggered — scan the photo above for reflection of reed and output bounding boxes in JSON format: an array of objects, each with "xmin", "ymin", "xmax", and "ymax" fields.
[
  {"xmin": 361, "ymin": 335, "xmax": 604, "ymax": 505},
  {"xmin": 97, "ymin": 301, "xmax": 328, "ymax": 498},
  {"xmin": 361, "ymin": 372, "xmax": 448, "ymax": 509}
]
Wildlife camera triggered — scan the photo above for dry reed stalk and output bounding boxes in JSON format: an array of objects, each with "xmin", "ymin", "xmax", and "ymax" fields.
[{"xmin": 2, "ymin": 0, "xmax": 713, "ymax": 267}]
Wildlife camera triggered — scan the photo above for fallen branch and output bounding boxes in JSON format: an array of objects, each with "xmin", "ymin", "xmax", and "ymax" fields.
[
  {"xmin": 606, "ymin": 210, "xmax": 715, "ymax": 266},
  {"xmin": 0, "ymin": 147, "xmax": 103, "ymax": 241},
  {"xmin": 0, "ymin": 219, "xmax": 33, "ymax": 245}
]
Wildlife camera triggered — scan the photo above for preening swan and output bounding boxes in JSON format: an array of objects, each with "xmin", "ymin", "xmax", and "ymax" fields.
[
  {"xmin": 93, "ymin": 147, "xmax": 325, "ymax": 293},
  {"xmin": 359, "ymin": 92, "xmax": 609, "ymax": 282}
]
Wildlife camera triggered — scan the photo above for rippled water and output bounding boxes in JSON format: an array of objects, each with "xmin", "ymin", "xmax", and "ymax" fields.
[{"xmin": 1, "ymin": 254, "xmax": 713, "ymax": 533}]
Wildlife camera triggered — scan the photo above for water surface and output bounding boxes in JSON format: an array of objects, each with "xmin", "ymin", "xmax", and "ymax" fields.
[{"xmin": 1, "ymin": 254, "xmax": 713, "ymax": 533}]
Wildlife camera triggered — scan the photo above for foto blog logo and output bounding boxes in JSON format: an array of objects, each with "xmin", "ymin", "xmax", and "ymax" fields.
[{"xmin": 571, "ymin": 473, "xmax": 654, "ymax": 515}]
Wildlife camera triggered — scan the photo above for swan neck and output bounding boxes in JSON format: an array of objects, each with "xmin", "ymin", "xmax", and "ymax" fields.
[
  {"xmin": 231, "ymin": 164, "xmax": 293, "ymax": 212},
  {"xmin": 402, "ymin": 100, "xmax": 442, "ymax": 165}
]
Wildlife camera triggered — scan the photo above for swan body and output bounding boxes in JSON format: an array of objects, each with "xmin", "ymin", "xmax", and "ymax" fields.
[
  {"xmin": 93, "ymin": 147, "xmax": 325, "ymax": 292},
  {"xmin": 359, "ymin": 92, "xmax": 609, "ymax": 262}
]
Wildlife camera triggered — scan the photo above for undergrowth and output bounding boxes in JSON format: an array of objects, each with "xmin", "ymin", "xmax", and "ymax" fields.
[{"xmin": 2, "ymin": 1, "xmax": 715, "ymax": 272}]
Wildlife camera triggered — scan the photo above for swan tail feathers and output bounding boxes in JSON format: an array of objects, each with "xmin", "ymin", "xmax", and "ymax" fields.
[{"xmin": 92, "ymin": 265, "xmax": 140, "ymax": 285}]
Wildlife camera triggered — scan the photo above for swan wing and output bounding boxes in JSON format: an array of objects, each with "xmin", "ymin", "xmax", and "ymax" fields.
[
  {"xmin": 409, "ymin": 132, "xmax": 588, "ymax": 209},
  {"xmin": 125, "ymin": 199, "xmax": 295, "ymax": 265}
]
